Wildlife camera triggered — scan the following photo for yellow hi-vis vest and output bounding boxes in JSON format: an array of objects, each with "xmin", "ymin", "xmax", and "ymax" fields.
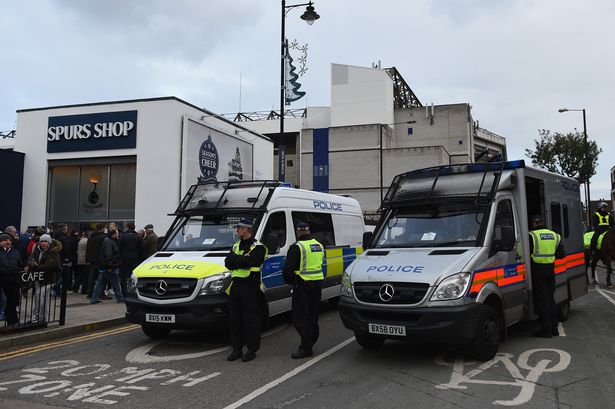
[
  {"xmin": 596, "ymin": 212, "xmax": 610, "ymax": 226},
  {"xmin": 583, "ymin": 231, "xmax": 594, "ymax": 249},
  {"xmin": 294, "ymin": 239, "xmax": 324, "ymax": 281},
  {"xmin": 230, "ymin": 240, "xmax": 266, "ymax": 278},
  {"xmin": 529, "ymin": 229, "xmax": 561, "ymax": 264}
]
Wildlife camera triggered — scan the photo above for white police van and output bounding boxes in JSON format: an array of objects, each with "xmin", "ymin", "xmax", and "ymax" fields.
[
  {"xmin": 126, "ymin": 180, "xmax": 364, "ymax": 338},
  {"xmin": 339, "ymin": 161, "xmax": 586, "ymax": 360}
]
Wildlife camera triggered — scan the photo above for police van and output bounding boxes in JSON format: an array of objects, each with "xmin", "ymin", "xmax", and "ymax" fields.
[
  {"xmin": 125, "ymin": 180, "xmax": 364, "ymax": 338},
  {"xmin": 339, "ymin": 160, "xmax": 586, "ymax": 360}
]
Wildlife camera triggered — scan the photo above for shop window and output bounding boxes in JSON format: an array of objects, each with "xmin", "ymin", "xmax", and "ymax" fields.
[
  {"xmin": 48, "ymin": 162, "xmax": 136, "ymax": 228},
  {"xmin": 109, "ymin": 164, "xmax": 136, "ymax": 220},
  {"xmin": 79, "ymin": 165, "xmax": 109, "ymax": 221},
  {"xmin": 48, "ymin": 166, "xmax": 80, "ymax": 222}
]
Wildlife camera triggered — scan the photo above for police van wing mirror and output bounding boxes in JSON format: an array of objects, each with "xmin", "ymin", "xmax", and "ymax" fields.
[
  {"xmin": 265, "ymin": 234, "xmax": 279, "ymax": 254},
  {"xmin": 362, "ymin": 231, "xmax": 373, "ymax": 249}
]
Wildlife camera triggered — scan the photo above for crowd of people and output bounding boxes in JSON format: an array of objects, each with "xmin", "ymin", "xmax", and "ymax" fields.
[{"xmin": 0, "ymin": 222, "xmax": 159, "ymax": 327}]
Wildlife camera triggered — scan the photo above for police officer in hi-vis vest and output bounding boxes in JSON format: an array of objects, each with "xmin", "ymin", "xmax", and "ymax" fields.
[
  {"xmin": 283, "ymin": 222, "xmax": 325, "ymax": 359},
  {"xmin": 529, "ymin": 215, "xmax": 565, "ymax": 338},
  {"xmin": 224, "ymin": 218, "xmax": 266, "ymax": 362},
  {"xmin": 589, "ymin": 202, "xmax": 613, "ymax": 255}
]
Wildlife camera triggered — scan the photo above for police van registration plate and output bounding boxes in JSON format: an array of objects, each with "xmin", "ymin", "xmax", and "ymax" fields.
[
  {"xmin": 368, "ymin": 323, "xmax": 406, "ymax": 336},
  {"xmin": 146, "ymin": 313, "xmax": 175, "ymax": 323}
]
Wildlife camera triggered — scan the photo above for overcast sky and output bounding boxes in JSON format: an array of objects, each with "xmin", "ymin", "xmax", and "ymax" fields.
[{"xmin": 1, "ymin": 0, "xmax": 613, "ymax": 200}]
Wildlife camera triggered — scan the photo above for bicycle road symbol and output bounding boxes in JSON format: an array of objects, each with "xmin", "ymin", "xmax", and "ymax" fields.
[{"xmin": 435, "ymin": 348, "xmax": 571, "ymax": 406}]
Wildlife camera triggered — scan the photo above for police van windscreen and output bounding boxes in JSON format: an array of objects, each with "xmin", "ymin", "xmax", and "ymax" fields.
[
  {"xmin": 164, "ymin": 215, "xmax": 240, "ymax": 251},
  {"xmin": 374, "ymin": 202, "xmax": 486, "ymax": 248}
]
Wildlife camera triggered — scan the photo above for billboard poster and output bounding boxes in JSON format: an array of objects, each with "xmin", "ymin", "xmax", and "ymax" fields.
[{"xmin": 182, "ymin": 117, "xmax": 253, "ymax": 194}]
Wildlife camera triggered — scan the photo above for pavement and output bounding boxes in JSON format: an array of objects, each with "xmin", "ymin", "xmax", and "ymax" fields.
[{"xmin": 0, "ymin": 291, "xmax": 128, "ymax": 350}]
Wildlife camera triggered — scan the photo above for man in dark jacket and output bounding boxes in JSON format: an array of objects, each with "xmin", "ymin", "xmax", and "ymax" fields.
[
  {"xmin": 4, "ymin": 226, "xmax": 27, "ymax": 264},
  {"xmin": 28, "ymin": 234, "xmax": 62, "ymax": 324},
  {"xmin": 142, "ymin": 224, "xmax": 159, "ymax": 259},
  {"xmin": 85, "ymin": 223, "xmax": 107, "ymax": 298},
  {"xmin": 0, "ymin": 233, "xmax": 22, "ymax": 326},
  {"xmin": 118, "ymin": 223, "xmax": 143, "ymax": 298},
  {"xmin": 90, "ymin": 229, "xmax": 125, "ymax": 304}
]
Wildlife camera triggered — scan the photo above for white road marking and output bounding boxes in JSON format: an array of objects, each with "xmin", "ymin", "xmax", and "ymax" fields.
[
  {"xmin": 557, "ymin": 322, "xmax": 566, "ymax": 337},
  {"xmin": 125, "ymin": 325, "xmax": 289, "ymax": 364},
  {"xmin": 600, "ymin": 288, "xmax": 615, "ymax": 296},
  {"xmin": 596, "ymin": 289, "xmax": 615, "ymax": 306},
  {"xmin": 222, "ymin": 337, "xmax": 355, "ymax": 409}
]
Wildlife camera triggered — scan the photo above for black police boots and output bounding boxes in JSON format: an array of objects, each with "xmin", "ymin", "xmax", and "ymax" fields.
[
  {"xmin": 291, "ymin": 348, "xmax": 313, "ymax": 359},
  {"xmin": 227, "ymin": 349, "xmax": 243, "ymax": 361},
  {"xmin": 241, "ymin": 349, "xmax": 256, "ymax": 362}
]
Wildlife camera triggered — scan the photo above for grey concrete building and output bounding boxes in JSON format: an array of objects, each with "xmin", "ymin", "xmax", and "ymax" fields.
[{"xmin": 229, "ymin": 63, "xmax": 506, "ymax": 214}]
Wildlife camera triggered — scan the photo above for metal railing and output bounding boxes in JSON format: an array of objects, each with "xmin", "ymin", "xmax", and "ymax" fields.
[{"xmin": 1, "ymin": 261, "xmax": 69, "ymax": 334}]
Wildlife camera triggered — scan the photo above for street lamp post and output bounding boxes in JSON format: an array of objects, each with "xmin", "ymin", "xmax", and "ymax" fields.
[
  {"xmin": 279, "ymin": 1, "xmax": 319, "ymax": 182},
  {"xmin": 558, "ymin": 108, "xmax": 590, "ymax": 226}
]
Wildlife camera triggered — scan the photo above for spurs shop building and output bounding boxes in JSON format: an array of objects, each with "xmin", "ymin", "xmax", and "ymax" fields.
[{"xmin": 12, "ymin": 97, "xmax": 273, "ymax": 233}]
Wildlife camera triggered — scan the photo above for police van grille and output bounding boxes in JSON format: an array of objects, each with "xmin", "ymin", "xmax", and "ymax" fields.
[
  {"xmin": 138, "ymin": 278, "xmax": 198, "ymax": 300},
  {"xmin": 354, "ymin": 282, "xmax": 429, "ymax": 305}
]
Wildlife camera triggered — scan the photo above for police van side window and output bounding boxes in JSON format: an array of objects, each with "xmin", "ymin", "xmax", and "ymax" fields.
[
  {"xmin": 292, "ymin": 211, "xmax": 335, "ymax": 247},
  {"xmin": 493, "ymin": 200, "xmax": 515, "ymax": 244},
  {"xmin": 262, "ymin": 211, "xmax": 287, "ymax": 248},
  {"xmin": 562, "ymin": 204, "xmax": 570, "ymax": 238},
  {"xmin": 551, "ymin": 202, "xmax": 562, "ymax": 235}
]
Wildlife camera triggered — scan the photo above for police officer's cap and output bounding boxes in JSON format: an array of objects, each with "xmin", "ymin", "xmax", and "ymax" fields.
[
  {"xmin": 296, "ymin": 222, "xmax": 310, "ymax": 231},
  {"xmin": 233, "ymin": 218, "xmax": 254, "ymax": 229},
  {"xmin": 598, "ymin": 202, "xmax": 608, "ymax": 209}
]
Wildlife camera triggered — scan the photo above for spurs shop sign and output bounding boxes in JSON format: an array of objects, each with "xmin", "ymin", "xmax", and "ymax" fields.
[{"xmin": 47, "ymin": 111, "xmax": 138, "ymax": 153}]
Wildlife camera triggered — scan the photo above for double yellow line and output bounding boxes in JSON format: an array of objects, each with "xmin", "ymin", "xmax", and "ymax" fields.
[{"xmin": 0, "ymin": 324, "xmax": 139, "ymax": 362}]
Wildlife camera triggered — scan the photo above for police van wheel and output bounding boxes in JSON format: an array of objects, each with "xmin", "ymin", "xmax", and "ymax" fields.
[
  {"xmin": 142, "ymin": 325, "xmax": 171, "ymax": 339},
  {"xmin": 557, "ymin": 300, "xmax": 570, "ymax": 322},
  {"xmin": 354, "ymin": 331, "xmax": 385, "ymax": 349},
  {"xmin": 468, "ymin": 305, "xmax": 500, "ymax": 361}
]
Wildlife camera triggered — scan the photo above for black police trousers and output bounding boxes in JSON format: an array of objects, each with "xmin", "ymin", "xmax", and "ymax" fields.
[
  {"xmin": 292, "ymin": 280, "xmax": 322, "ymax": 352},
  {"xmin": 228, "ymin": 277, "xmax": 261, "ymax": 352},
  {"xmin": 532, "ymin": 266, "xmax": 557, "ymax": 335}
]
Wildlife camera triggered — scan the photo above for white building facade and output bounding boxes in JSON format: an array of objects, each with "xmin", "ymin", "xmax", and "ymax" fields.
[{"xmin": 13, "ymin": 97, "xmax": 273, "ymax": 233}]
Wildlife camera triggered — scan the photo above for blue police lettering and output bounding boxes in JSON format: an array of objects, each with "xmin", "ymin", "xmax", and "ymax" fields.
[
  {"xmin": 149, "ymin": 264, "xmax": 194, "ymax": 270},
  {"xmin": 313, "ymin": 200, "xmax": 343, "ymax": 211},
  {"xmin": 366, "ymin": 265, "xmax": 424, "ymax": 273}
]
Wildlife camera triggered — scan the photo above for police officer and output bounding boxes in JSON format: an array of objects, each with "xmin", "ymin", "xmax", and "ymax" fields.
[
  {"xmin": 589, "ymin": 202, "xmax": 613, "ymax": 255},
  {"xmin": 283, "ymin": 222, "xmax": 324, "ymax": 359},
  {"xmin": 224, "ymin": 218, "xmax": 266, "ymax": 362},
  {"xmin": 529, "ymin": 215, "xmax": 565, "ymax": 338}
]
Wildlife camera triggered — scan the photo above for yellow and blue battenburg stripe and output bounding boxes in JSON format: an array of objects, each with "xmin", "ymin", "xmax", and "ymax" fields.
[
  {"xmin": 261, "ymin": 246, "xmax": 363, "ymax": 287},
  {"xmin": 468, "ymin": 251, "xmax": 585, "ymax": 296}
]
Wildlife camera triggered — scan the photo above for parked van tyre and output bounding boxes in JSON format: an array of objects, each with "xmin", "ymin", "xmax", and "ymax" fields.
[
  {"xmin": 142, "ymin": 325, "xmax": 171, "ymax": 339},
  {"xmin": 354, "ymin": 331, "xmax": 385, "ymax": 349},
  {"xmin": 468, "ymin": 305, "xmax": 500, "ymax": 361},
  {"xmin": 557, "ymin": 299, "xmax": 570, "ymax": 322}
]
